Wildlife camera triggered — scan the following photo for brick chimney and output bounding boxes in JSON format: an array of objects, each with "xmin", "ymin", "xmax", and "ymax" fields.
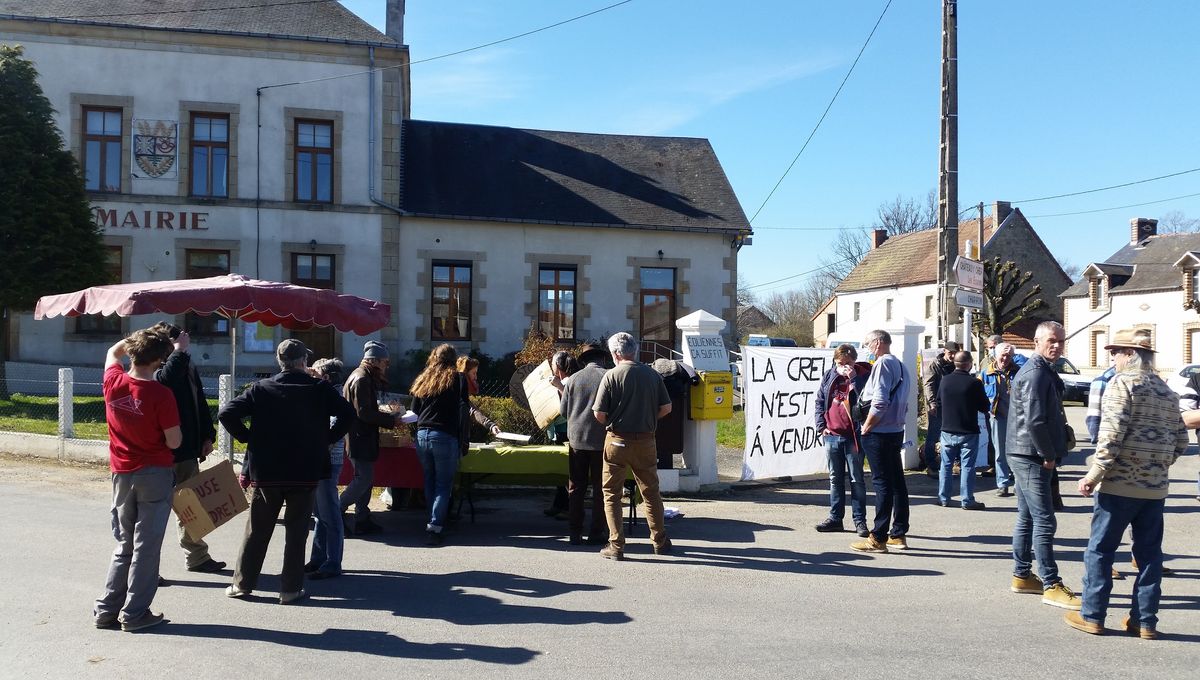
[
  {"xmin": 871, "ymin": 228, "xmax": 888, "ymax": 249},
  {"xmin": 992, "ymin": 201, "xmax": 1012, "ymax": 227},
  {"xmin": 1130, "ymin": 217, "xmax": 1158, "ymax": 245},
  {"xmin": 386, "ymin": 0, "xmax": 405, "ymax": 43}
]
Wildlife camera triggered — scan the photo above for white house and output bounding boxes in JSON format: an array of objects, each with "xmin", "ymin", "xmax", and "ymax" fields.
[
  {"xmin": 3, "ymin": 0, "xmax": 409, "ymax": 370},
  {"xmin": 826, "ymin": 202, "xmax": 1070, "ymax": 351},
  {"xmin": 2, "ymin": 0, "xmax": 751, "ymax": 374},
  {"xmin": 1063, "ymin": 217, "xmax": 1200, "ymax": 372}
]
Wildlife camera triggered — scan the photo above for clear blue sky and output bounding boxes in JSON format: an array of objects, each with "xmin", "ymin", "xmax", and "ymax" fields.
[{"xmin": 342, "ymin": 0, "xmax": 1200, "ymax": 296}]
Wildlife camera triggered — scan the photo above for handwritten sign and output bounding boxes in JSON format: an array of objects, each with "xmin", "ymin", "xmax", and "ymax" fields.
[
  {"xmin": 741, "ymin": 346, "xmax": 833, "ymax": 480},
  {"xmin": 684, "ymin": 334, "xmax": 729, "ymax": 371},
  {"xmin": 171, "ymin": 460, "xmax": 248, "ymax": 541}
]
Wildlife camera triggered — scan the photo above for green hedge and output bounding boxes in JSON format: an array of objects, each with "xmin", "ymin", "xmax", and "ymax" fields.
[{"xmin": 471, "ymin": 396, "xmax": 546, "ymax": 444}]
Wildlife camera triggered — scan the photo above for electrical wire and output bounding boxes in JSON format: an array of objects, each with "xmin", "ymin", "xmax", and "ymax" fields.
[
  {"xmin": 1026, "ymin": 191, "xmax": 1200, "ymax": 219},
  {"xmin": 258, "ymin": 0, "xmax": 634, "ymax": 91},
  {"xmin": 1012, "ymin": 166, "xmax": 1200, "ymax": 205},
  {"xmin": 745, "ymin": 254, "xmax": 860, "ymax": 291},
  {"xmin": 747, "ymin": 0, "xmax": 892, "ymax": 225}
]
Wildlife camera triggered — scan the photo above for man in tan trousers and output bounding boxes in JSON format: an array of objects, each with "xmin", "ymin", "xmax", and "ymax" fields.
[{"xmin": 592, "ymin": 332, "xmax": 673, "ymax": 560}]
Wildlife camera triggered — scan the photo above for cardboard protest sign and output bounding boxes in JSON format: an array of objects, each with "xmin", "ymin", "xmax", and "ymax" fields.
[
  {"xmin": 741, "ymin": 346, "xmax": 833, "ymax": 481},
  {"xmin": 522, "ymin": 359, "xmax": 562, "ymax": 429},
  {"xmin": 172, "ymin": 459, "xmax": 249, "ymax": 541}
]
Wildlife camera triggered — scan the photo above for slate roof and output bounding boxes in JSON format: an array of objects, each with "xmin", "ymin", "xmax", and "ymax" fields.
[
  {"xmin": 1061, "ymin": 233, "xmax": 1200, "ymax": 297},
  {"xmin": 0, "ymin": 0, "xmax": 394, "ymax": 45},
  {"xmin": 399, "ymin": 120, "xmax": 750, "ymax": 234},
  {"xmin": 834, "ymin": 216, "xmax": 997, "ymax": 293}
]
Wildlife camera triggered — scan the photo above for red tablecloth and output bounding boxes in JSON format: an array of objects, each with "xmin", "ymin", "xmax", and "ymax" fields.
[{"xmin": 337, "ymin": 446, "xmax": 422, "ymax": 488}]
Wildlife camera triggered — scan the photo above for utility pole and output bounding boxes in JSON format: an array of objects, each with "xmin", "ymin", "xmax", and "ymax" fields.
[{"xmin": 936, "ymin": 0, "xmax": 959, "ymax": 343}]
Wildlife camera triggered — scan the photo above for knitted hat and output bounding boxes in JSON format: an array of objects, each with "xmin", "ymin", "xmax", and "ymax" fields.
[{"xmin": 363, "ymin": 340, "xmax": 389, "ymax": 359}]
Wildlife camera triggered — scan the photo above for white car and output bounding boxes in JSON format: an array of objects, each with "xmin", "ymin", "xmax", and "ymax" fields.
[{"xmin": 1165, "ymin": 364, "xmax": 1200, "ymax": 397}]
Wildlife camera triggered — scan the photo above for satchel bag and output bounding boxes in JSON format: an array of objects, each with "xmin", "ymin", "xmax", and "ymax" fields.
[{"xmin": 853, "ymin": 375, "xmax": 903, "ymax": 425}]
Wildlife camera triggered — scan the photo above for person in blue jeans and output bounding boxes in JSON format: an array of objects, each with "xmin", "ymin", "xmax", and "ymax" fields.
[
  {"xmin": 813, "ymin": 344, "xmax": 870, "ymax": 536},
  {"xmin": 307, "ymin": 358, "xmax": 347, "ymax": 579},
  {"xmin": 937, "ymin": 351, "xmax": 991, "ymax": 510},
  {"xmin": 1066, "ymin": 329, "xmax": 1187, "ymax": 638},
  {"xmin": 982, "ymin": 343, "xmax": 1024, "ymax": 497},
  {"xmin": 1005, "ymin": 321, "xmax": 1079, "ymax": 610},
  {"xmin": 409, "ymin": 344, "xmax": 470, "ymax": 545}
]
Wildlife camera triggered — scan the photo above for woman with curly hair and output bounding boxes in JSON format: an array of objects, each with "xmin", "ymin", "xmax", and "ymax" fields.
[{"xmin": 409, "ymin": 344, "xmax": 470, "ymax": 545}]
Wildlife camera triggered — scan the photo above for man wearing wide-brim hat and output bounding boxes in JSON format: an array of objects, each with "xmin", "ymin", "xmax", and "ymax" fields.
[{"xmin": 1066, "ymin": 328, "xmax": 1188, "ymax": 638}]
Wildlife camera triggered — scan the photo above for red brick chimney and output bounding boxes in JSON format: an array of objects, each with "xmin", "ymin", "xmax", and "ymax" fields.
[
  {"xmin": 871, "ymin": 228, "xmax": 888, "ymax": 249},
  {"xmin": 1130, "ymin": 217, "xmax": 1158, "ymax": 245}
]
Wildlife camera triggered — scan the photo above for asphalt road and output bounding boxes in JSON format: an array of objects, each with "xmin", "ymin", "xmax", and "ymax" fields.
[{"xmin": 2, "ymin": 406, "xmax": 1198, "ymax": 679}]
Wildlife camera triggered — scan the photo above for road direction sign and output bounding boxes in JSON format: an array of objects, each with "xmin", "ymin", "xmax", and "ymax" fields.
[
  {"xmin": 954, "ymin": 256, "xmax": 984, "ymax": 291},
  {"xmin": 955, "ymin": 288, "xmax": 984, "ymax": 309}
]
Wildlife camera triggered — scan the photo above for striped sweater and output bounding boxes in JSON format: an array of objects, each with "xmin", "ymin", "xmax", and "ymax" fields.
[{"xmin": 1085, "ymin": 368, "xmax": 1188, "ymax": 499}]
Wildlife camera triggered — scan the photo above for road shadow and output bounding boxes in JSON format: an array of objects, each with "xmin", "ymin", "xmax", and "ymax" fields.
[
  {"xmin": 662, "ymin": 544, "xmax": 943, "ymax": 578},
  {"xmin": 150, "ymin": 624, "xmax": 539, "ymax": 663},
  {"xmin": 664, "ymin": 517, "xmax": 792, "ymax": 543},
  {"xmin": 311, "ymin": 570, "xmax": 631, "ymax": 627}
]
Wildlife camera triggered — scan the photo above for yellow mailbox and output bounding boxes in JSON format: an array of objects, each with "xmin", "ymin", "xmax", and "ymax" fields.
[{"xmin": 690, "ymin": 370, "xmax": 733, "ymax": 420}]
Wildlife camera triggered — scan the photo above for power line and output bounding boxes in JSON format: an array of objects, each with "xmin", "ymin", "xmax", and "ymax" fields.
[
  {"xmin": 64, "ymin": 0, "xmax": 334, "ymax": 20},
  {"xmin": 1026, "ymin": 191, "xmax": 1200, "ymax": 219},
  {"xmin": 1009, "ymin": 167, "xmax": 1200, "ymax": 205},
  {"xmin": 747, "ymin": 0, "xmax": 892, "ymax": 225},
  {"xmin": 259, "ymin": 0, "xmax": 634, "ymax": 91},
  {"xmin": 746, "ymin": 254, "xmax": 860, "ymax": 291}
]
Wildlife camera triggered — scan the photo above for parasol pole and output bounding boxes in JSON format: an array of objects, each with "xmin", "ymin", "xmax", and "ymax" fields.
[{"xmin": 227, "ymin": 310, "xmax": 237, "ymax": 387}]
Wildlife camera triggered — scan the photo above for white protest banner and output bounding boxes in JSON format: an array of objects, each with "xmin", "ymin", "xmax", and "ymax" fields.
[{"xmin": 741, "ymin": 346, "xmax": 833, "ymax": 481}]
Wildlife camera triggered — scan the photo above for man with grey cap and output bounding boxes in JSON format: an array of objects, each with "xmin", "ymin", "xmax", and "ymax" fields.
[
  {"xmin": 339, "ymin": 340, "xmax": 403, "ymax": 534},
  {"xmin": 218, "ymin": 339, "xmax": 355, "ymax": 604}
]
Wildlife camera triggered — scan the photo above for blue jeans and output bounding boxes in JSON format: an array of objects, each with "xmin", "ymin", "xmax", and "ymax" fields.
[
  {"xmin": 1010, "ymin": 455, "xmax": 1060, "ymax": 587},
  {"xmin": 825, "ymin": 434, "xmax": 867, "ymax": 525},
  {"xmin": 1081, "ymin": 493, "xmax": 1166, "ymax": 627},
  {"xmin": 309, "ymin": 462, "xmax": 343, "ymax": 575},
  {"xmin": 990, "ymin": 414, "xmax": 1013, "ymax": 489},
  {"xmin": 939, "ymin": 432, "xmax": 979, "ymax": 506},
  {"xmin": 862, "ymin": 431, "xmax": 908, "ymax": 540},
  {"xmin": 416, "ymin": 429, "xmax": 460, "ymax": 533},
  {"xmin": 95, "ymin": 466, "xmax": 175, "ymax": 623},
  {"xmin": 922, "ymin": 410, "xmax": 941, "ymax": 467}
]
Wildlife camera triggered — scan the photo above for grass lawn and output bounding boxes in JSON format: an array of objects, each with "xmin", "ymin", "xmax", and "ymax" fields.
[
  {"xmin": 0, "ymin": 393, "xmax": 222, "ymax": 442},
  {"xmin": 717, "ymin": 409, "xmax": 745, "ymax": 448}
]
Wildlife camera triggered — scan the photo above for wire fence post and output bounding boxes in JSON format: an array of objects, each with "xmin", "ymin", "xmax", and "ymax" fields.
[
  {"xmin": 218, "ymin": 373, "xmax": 232, "ymax": 461},
  {"xmin": 58, "ymin": 368, "xmax": 74, "ymax": 440}
]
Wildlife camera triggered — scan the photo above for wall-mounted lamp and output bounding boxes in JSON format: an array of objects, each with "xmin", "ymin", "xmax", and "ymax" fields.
[
  {"xmin": 309, "ymin": 239, "xmax": 318, "ymax": 252},
  {"xmin": 657, "ymin": 249, "xmax": 664, "ymax": 261}
]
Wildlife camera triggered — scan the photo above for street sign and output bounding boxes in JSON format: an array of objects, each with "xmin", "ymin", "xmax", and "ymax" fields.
[
  {"xmin": 954, "ymin": 256, "xmax": 984, "ymax": 291},
  {"xmin": 955, "ymin": 288, "xmax": 984, "ymax": 309}
]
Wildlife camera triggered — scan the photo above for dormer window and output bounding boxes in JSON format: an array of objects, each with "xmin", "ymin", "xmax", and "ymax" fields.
[{"xmin": 1089, "ymin": 275, "xmax": 1107, "ymax": 310}]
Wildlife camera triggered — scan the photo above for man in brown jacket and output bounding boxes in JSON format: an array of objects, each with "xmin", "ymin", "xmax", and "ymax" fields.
[{"xmin": 338, "ymin": 341, "xmax": 401, "ymax": 534}]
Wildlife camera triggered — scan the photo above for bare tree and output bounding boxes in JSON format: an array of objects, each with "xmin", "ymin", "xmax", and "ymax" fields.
[
  {"xmin": 876, "ymin": 189, "xmax": 937, "ymax": 235},
  {"xmin": 1056, "ymin": 256, "xmax": 1081, "ymax": 282},
  {"xmin": 1156, "ymin": 210, "xmax": 1200, "ymax": 234},
  {"xmin": 818, "ymin": 190, "xmax": 937, "ymax": 289},
  {"xmin": 736, "ymin": 273, "xmax": 756, "ymax": 307}
]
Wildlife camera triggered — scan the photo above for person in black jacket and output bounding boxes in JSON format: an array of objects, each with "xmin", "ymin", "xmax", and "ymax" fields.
[
  {"xmin": 936, "ymin": 351, "xmax": 991, "ymax": 510},
  {"xmin": 151, "ymin": 322, "xmax": 225, "ymax": 574},
  {"xmin": 409, "ymin": 344, "xmax": 470, "ymax": 546},
  {"xmin": 1005, "ymin": 321, "xmax": 1080, "ymax": 611},
  {"xmin": 218, "ymin": 339, "xmax": 355, "ymax": 605}
]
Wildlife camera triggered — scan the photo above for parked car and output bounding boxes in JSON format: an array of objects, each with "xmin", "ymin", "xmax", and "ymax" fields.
[
  {"xmin": 746, "ymin": 334, "xmax": 798, "ymax": 347},
  {"xmin": 1053, "ymin": 357, "xmax": 1092, "ymax": 403},
  {"xmin": 1165, "ymin": 364, "xmax": 1200, "ymax": 396}
]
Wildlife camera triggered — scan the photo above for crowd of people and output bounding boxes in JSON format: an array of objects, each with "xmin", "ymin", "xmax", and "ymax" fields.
[
  {"xmin": 92, "ymin": 326, "xmax": 674, "ymax": 631},
  {"xmin": 813, "ymin": 322, "xmax": 1189, "ymax": 638},
  {"xmin": 90, "ymin": 319, "xmax": 1189, "ymax": 638}
]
